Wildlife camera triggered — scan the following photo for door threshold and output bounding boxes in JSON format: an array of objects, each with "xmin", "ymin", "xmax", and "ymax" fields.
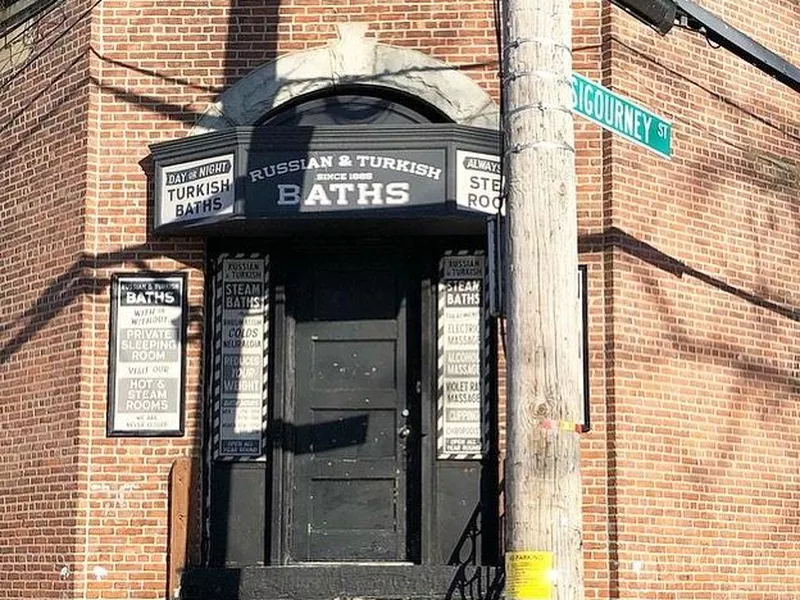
[
  {"xmin": 288, "ymin": 561, "xmax": 416, "ymax": 567},
  {"xmin": 182, "ymin": 564, "xmax": 505, "ymax": 600}
]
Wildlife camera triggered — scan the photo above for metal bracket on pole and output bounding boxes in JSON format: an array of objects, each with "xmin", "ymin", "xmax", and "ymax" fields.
[{"xmin": 487, "ymin": 215, "xmax": 506, "ymax": 319}]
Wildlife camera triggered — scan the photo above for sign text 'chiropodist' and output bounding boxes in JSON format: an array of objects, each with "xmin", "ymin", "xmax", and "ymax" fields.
[{"xmin": 246, "ymin": 150, "xmax": 446, "ymax": 212}]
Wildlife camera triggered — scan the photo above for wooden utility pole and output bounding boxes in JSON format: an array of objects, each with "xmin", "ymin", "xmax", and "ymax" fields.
[{"xmin": 501, "ymin": 0, "xmax": 584, "ymax": 595}]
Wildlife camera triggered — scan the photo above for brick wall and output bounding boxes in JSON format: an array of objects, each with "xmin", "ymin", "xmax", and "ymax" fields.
[
  {"xmin": 0, "ymin": 0, "xmax": 93, "ymax": 598},
  {"xmin": 574, "ymin": 0, "xmax": 609, "ymax": 596},
  {"xmin": 601, "ymin": 0, "xmax": 800, "ymax": 597},
  {"xmin": 3, "ymin": 0, "xmax": 798, "ymax": 597}
]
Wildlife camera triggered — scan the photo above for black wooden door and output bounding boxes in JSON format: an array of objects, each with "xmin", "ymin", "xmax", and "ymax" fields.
[{"xmin": 289, "ymin": 256, "xmax": 414, "ymax": 562}]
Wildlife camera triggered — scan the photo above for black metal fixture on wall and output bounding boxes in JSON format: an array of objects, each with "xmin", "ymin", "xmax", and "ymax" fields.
[
  {"xmin": 609, "ymin": 0, "xmax": 676, "ymax": 35},
  {"xmin": 609, "ymin": 0, "xmax": 800, "ymax": 94}
]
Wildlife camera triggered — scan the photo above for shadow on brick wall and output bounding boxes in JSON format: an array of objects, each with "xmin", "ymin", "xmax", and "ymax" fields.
[{"xmin": 581, "ymin": 225, "xmax": 799, "ymax": 599}]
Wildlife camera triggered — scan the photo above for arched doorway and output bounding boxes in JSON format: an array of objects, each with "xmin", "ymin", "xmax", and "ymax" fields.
[{"xmin": 150, "ymin": 37, "xmax": 503, "ymax": 598}]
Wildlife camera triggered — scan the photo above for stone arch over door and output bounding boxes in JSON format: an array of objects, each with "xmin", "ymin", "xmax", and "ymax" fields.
[{"xmin": 190, "ymin": 23, "xmax": 500, "ymax": 135}]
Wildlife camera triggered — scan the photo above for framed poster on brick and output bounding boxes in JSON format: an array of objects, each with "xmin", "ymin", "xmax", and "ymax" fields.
[{"xmin": 106, "ymin": 273, "xmax": 187, "ymax": 436}]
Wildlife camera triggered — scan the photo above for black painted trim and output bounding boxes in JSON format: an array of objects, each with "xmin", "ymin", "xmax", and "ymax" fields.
[{"xmin": 150, "ymin": 125, "xmax": 500, "ymax": 158}]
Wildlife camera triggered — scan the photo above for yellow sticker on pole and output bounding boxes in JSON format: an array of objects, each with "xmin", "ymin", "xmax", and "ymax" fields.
[{"xmin": 505, "ymin": 551, "xmax": 553, "ymax": 600}]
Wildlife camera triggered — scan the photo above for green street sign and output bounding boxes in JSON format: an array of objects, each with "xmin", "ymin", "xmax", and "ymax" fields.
[{"xmin": 572, "ymin": 73, "xmax": 672, "ymax": 159}]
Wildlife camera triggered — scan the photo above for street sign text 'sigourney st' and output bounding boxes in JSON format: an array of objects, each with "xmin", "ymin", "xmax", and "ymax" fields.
[{"xmin": 572, "ymin": 73, "xmax": 672, "ymax": 159}]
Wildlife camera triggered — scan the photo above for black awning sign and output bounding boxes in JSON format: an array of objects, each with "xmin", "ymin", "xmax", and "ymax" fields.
[
  {"xmin": 149, "ymin": 125, "xmax": 504, "ymax": 233},
  {"xmin": 246, "ymin": 150, "xmax": 446, "ymax": 214}
]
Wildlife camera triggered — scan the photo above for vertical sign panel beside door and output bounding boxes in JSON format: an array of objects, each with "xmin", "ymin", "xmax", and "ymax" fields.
[
  {"xmin": 437, "ymin": 251, "xmax": 487, "ymax": 460},
  {"xmin": 212, "ymin": 254, "xmax": 269, "ymax": 458},
  {"xmin": 208, "ymin": 253, "xmax": 269, "ymax": 567},
  {"xmin": 435, "ymin": 250, "xmax": 498, "ymax": 566}
]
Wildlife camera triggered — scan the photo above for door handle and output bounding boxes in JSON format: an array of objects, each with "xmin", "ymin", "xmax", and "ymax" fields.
[{"xmin": 398, "ymin": 425, "xmax": 412, "ymax": 439}]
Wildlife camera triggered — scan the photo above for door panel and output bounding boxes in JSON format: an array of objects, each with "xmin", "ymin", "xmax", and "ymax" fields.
[
  {"xmin": 290, "ymin": 259, "xmax": 412, "ymax": 562},
  {"xmin": 208, "ymin": 463, "xmax": 267, "ymax": 566}
]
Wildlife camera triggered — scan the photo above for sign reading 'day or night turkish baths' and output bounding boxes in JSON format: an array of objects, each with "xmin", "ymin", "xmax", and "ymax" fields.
[
  {"xmin": 107, "ymin": 275, "xmax": 186, "ymax": 436},
  {"xmin": 157, "ymin": 154, "xmax": 235, "ymax": 228}
]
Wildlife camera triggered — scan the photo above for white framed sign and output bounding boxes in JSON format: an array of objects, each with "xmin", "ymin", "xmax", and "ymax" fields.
[{"xmin": 107, "ymin": 274, "xmax": 186, "ymax": 436}]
